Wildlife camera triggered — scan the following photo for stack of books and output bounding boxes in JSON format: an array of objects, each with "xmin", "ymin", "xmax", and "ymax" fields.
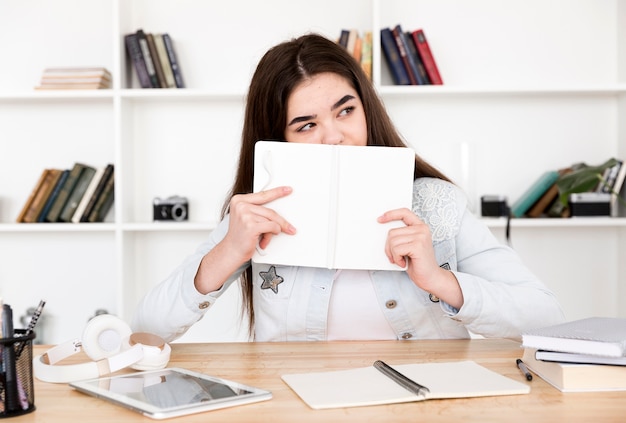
[
  {"xmin": 336, "ymin": 29, "xmax": 373, "ymax": 81},
  {"xmin": 16, "ymin": 163, "xmax": 114, "ymax": 224},
  {"xmin": 124, "ymin": 29, "xmax": 184, "ymax": 89},
  {"xmin": 36, "ymin": 67, "xmax": 112, "ymax": 90},
  {"xmin": 521, "ymin": 317, "xmax": 626, "ymax": 392}
]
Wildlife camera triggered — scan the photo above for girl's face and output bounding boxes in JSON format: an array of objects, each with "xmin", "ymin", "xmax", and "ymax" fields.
[{"xmin": 284, "ymin": 72, "xmax": 367, "ymax": 146}]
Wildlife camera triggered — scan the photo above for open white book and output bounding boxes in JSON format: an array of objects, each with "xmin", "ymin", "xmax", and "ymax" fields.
[
  {"xmin": 252, "ymin": 141, "xmax": 415, "ymax": 270},
  {"xmin": 281, "ymin": 361, "xmax": 530, "ymax": 409}
]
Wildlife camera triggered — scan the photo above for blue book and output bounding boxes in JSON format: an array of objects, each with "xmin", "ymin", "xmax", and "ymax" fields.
[
  {"xmin": 511, "ymin": 170, "xmax": 560, "ymax": 217},
  {"xmin": 380, "ymin": 28, "xmax": 410, "ymax": 85},
  {"xmin": 38, "ymin": 169, "xmax": 69, "ymax": 222}
]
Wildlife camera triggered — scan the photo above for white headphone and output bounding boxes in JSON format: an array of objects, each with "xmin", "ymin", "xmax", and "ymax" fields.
[{"xmin": 33, "ymin": 314, "xmax": 171, "ymax": 384}]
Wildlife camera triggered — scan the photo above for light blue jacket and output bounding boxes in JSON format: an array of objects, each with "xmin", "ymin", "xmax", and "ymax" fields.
[{"xmin": 132, "ymin": 178, "xmax": 565, "ymax": 342}]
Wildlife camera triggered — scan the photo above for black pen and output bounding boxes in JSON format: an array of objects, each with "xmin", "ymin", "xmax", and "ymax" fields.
[
  {"xmin": 516, "ymin": 358, "xmax": 533, "ymax": 381},
  {"xmin": 373, "ymin": 360, "xmax": 430, "ymax": 398}
]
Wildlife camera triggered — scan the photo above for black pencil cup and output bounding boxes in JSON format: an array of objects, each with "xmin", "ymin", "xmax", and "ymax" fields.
[{"xmin": 0, "ymin": 329, "xmax": 36, "ymax": 417}]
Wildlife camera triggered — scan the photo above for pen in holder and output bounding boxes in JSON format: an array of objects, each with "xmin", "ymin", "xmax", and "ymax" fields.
[{"xmin": 0, "ymin": 329, "xmax": 36, "ymax": 417}]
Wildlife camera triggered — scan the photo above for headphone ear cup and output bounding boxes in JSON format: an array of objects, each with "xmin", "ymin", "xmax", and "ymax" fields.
[
  {"xmin": 127, "ymin": 332, "xmax": 171, "ymax": 371},
  {"xmin": 81, "ymin": 314, "xmax": 132, "ymax": 361}
]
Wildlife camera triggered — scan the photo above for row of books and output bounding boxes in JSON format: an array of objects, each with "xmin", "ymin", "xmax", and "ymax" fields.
[
  {"xmin": 16, "ymin": 163, "xmax": 114, "ymax": 224},
  {"xmin": 510, "ymin": 158, "xmax": 626, "ymax": 218},
  {"xmin": 124, "ymin": 29, "xmax": 184, "ymax": 89},
  {"xmin": 521, "ymin": 317, "xmax": 626, "ymax": 392},
  {"xmin": 35, "ymin": 67, "xmax": 112, "ymax": 90},
  {"xmin": 336, "ymin": 29, "xmax": 373, "ymax": 81},
  {"xmin": 381, "ymin": 24, "xmax": 443, "ymax": 86}
]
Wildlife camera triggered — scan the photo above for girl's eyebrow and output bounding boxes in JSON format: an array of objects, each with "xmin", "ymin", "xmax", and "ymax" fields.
[{"xmin": 287, "ymin": 95, "xmax": 356, "ymax": 127}]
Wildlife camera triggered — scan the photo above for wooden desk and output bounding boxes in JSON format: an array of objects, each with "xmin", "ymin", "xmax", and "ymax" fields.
[{"xmin": 16, "ymin": 339, "xmax": 626, "ymax": 422}]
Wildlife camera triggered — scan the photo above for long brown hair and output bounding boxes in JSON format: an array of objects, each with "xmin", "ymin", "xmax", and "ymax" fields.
[{"xmin": 222, "ymin": 33, "xmax": 450, "ymax": 335}]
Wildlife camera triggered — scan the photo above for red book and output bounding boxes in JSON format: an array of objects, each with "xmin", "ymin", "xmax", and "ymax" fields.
[{"xmin": 411, "ymin": 29, "xmax": 443, "ymax": 85}]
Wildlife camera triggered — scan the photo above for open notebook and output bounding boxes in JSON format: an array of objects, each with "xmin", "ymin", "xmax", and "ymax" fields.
[
  {"xmin": 281, "ymin": 361, "xmax": 530, "ymax": 409},
  {"xmin": 252, "ymin": 141, "xmax": 415, "ymax": 270}
]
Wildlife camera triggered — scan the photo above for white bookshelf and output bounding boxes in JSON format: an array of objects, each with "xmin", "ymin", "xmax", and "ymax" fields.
[{"xmin": 0, "ymin": 0, "xmax": 624, "ymax": 344}]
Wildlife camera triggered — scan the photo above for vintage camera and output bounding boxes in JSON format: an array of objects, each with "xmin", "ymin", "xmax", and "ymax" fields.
[
  {"xmin": 481, "ymin": 195, "xmax": 509, "ymax": 217},
  {"xmin": 153, "ymin": 196, "xmax": 188, "ymax": 221}
]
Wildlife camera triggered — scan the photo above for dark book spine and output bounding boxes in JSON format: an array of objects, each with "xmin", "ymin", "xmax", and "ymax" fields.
[
  {"xmin": 59, "ymin": 166, "xmax": 96, "ymax": 222},
  {"xmin": 124, "ymin": 33, "xmax": 152, "ymax": 88},
  {"xmin": 380, "ymin": 28, "xmax": 410, "ymax": 85},
  {"xmin": 45, "ymin": 163, "xmax": 84, "ymax": 222},
  {"xmin": 136, "ymin": 29, "xmax": 159, "ymax": 88},
  {"xmin": 80, "ymin": 164, "xmax": 114, "ymax": 222},
  {"xmin": 411, "ymin": 29, "xmax": 443, "ymax": 85},
  {"xmin": 391, "ymin": 25, "xmax": 419, "ymax": 85},
  {"xmin": 88, "ymin": 173, "xmax": 114, "ymax": 222},
  {"xmin": 162, "ymin": 33, "xmax": 185, "ymax": 88},
  {"xmin": 405, "ymin": 31, "xmax": 430, "ymax": 85},
  {"xmin": 38, "ymin": 169, "xmax": 69, "ymax": 222},
  {"xmin": 146, "ymin": 33, "xmax": 167, "ymax": 88}
]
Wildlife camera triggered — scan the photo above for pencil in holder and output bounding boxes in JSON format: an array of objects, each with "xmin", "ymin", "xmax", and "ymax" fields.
[{"xmin": 0, "ymin": 329, "xmax": 36, "ymax": 417}]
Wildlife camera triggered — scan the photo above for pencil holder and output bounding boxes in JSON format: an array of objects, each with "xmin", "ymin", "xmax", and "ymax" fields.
[{"xmin": 0, "ymin": 329, "xmax": 36, "ymax": 417}]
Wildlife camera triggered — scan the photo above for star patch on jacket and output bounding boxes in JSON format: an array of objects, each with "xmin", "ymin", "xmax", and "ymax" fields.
[{"xmin": 259, "ymin": 265, "xmax": 284, "ymax": 294}]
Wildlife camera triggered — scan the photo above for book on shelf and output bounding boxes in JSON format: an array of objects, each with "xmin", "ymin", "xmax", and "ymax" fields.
[
  {"xmin": 16, "ymin": 168, "xmax": 62, "ymax": 223},
  {"xmin": 38, "ymin": 169, "xmax": 70, "ymax": 222},
  {"xmin": 136, "ymin": 29, "xmax": 159, "ymax": 88},
  {"xmin": 345, "ymin": 29, "xmax": 359, "ymax": 61},
  {"xmin": 522, "ymin": 317, "xmax": 626, "ymax": 358},
  {"xmin": 510, "ymin": 170, "xmax": 560, "ymax": 218},
  {"xmin": 252, "ymin": 141, "xmax": 414, "ymax": 270},
  {"xmin": 153, "ymin": 34, "xmax": 176, "ymax": 88},
  {"xmin": 282, "ymin": 360, "xmax": 529, "ymax": 409},
  {"xmin": 45, "ymin": 162, "xmax": 89, "ymax": 222},
  {"xmin": 360, "ymin": 31, "xmax": 373, "ymax": 81},
  {"xmin": 522, "ymin": 348, "xmax": 626, "ymax": 392},
  {"xmin": 146, "ymin": 32, "xmax": 167, "ymax": 88},
  {"xmin": 404, "ymin": 31, "xmax": 430, "ymax": 85},
  {"xmin": 411, "ymin": 29, "xmax": 443, "ymax": 85},
  {"xmin": 71, "ymin": 166, "xmax": 105, "ymax": 223},
  {"xmin": 391, "ymin": 25, "xmax": 427, "ymax": 85},
  {"xmin": 79, "ymin": 164, "xmax": 114, "ymax": 222},
  {"xmin": 59, "ymin": 164, "xmax": 96, "ymax": 222},
  {"xmin": 125, "ymin": 32, "xmax": 152, "ymax": 89},
  {"xmin": 380, "ymin": 27, "xmax": 410, "ymax": 85},
  {"xmin": 526, "ymin": 167, "xmax": 573, "ymax": 218},
  {"xmin": 162, "ymin": 33, "xmax": 185, "ymax": 88},
  {"xmin": 36, "ymin": 67, "xmax": 111, "ymax": 90},
  {"xmin": 87, "ymin": 171, "xmax": 114, "ymax": 223},
  {"xmin": 338, "ymin": 29, "xmax": 350, "ymax": 48}
]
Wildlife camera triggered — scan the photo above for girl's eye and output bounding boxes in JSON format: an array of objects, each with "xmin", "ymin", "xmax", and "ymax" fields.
[
  {"xmin": 339, "ymin": 106, "xmax": 355, "ymax": 117},
  {"xmin": 297, "ymin": 122, "xmax": 315, "ymax": 132}
]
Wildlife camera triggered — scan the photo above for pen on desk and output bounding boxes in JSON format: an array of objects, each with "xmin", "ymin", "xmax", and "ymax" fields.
[
  {"xmin": 373, "ymin": 360, "xmax": 430, "ymax": 398},
  {"xmin": 16, "ymin": 300, "xmax": 45, "ymax": 358},
  {"xmin": 516, "ymin": 358, "xmax": 533, "ymax": 381}
]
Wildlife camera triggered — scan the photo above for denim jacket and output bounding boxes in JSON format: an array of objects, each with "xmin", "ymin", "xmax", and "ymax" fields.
[{"xmin": 132, "ymin": 178, "xmax": 565, "ymax": 342}]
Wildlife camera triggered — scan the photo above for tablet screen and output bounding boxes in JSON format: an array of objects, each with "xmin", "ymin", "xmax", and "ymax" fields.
[{"xmin": 70, "ymin": 367, "xmax": 272, "ymax": 419}]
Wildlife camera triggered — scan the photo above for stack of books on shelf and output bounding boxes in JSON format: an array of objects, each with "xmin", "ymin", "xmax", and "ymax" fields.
[
  {"xmin": 510, "ymin": 158, "xmax": 626, "ymax": 218},
  {"xmin": 336, "ymin": 29, "xmax": 373, "ymax": 81},
  {"xmin": 35, "ymin": 67, "xmax": 112, "ymax": 90},
  {"xmin": 124, "ymin": 29, "xmax": 184, "ymax": 89},
  {"xmin": 521, "ymin": 317, "xmax": 626, "ymax": 392},
  {"xmin": 380, "ymin": 24, "xmax": 443, "ymax": 86},
  {"xmin": 16, "ymin": 163, "xmax": 114, "ymax": 224}
]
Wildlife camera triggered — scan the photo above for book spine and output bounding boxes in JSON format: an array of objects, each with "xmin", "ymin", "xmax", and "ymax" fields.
[
  {"xmin": 154, "ymin": 34, "xmax": 176, "ymax": 88},
  {"xmin": 405, "ymin": 31, "xmax": 430, "ymax": 85},
  {"xmin": 23, "ymin": 169, "xmax": 62, "ymax": 223},
  {"xmin": 136, "ymin": 29, "xmax": 159, "ymax": 88},
  {"xmin": 59, "ymin": 165, "xmax": 96, "ymax": 222},
  {"xmin": 391, "ymin": 25, "xmax": 420, "ymax": 85},
  {"xmin": 511, "ymin": 170, "xmax": 560, "ymax": 218},
  {"xmin": 411, "ymin": 29, "xmax": 443, "ymax": 85},
  {"xmin": 360, "ymin": 31, "xmax": 372, "ymax": 81},
  {"xmin": 71, "ymin": 166, "xmax": 105, "ymax": 223},
  {"xmin": 38, "ymin": 169, "xmax": 69, "ymax": 222},
  {"xmin": 80, "ymin": 164, "xmax": 114, "ymax": 222},
  {"xmin": 124, "ymin": 33, "xmax": 152, "ymax": 89},
  {"xmin": 16, "ymin": 169, "xmax": 49, "ymax": 223},
  {"xmin": 338, "ymin": 29, "xmax": 350, "ymax": 48},
  {"xmin": 44, "ymin": 163, "xmax": 84, "ymax": 222},
  {"xmin": 162, "ymin": 33, "xmax": 185, "ymax": 88},
  {"xmin": 380, "ymin": 28, "xmax": 410, "ymax": 86},
  {"xmin": 88, "ymin": 173, "xmax": 114, "ymax": 222},
  {"xmin": 146, "ymin": 33, "xmax": 167, "ymax": 88}
]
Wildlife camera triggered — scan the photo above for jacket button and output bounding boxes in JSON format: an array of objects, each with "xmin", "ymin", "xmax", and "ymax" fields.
[
  {"xmin": 429, "ymin": 293, "xmax": 440, "ymax": 303},
  {"xmin": 198, "ymin": 301, "xmax": 210, "ymax": 310},
  {"xmin": 385, "ymin": 300, "xmax": 397, "ymax": 309},
  {"xmin": 401, "ymin": 333, "xmax": 413, "ymax": 339}
]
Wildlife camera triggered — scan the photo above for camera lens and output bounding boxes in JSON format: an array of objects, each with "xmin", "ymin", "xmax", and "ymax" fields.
[{"xmin": 171, "ymin": 204, "xmax": 187, "ymax": 221}]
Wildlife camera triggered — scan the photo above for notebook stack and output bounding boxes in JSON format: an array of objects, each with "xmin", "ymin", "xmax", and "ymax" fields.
[
  {"xmin": 36, "ymin": 67, "xmax": 112, "ymax": 90},
  {"xmin": 521, "ymin": 317, "xmax": 626, "ymax": 392}
]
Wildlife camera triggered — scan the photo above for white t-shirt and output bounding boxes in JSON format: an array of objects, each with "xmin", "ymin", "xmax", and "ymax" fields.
[{"xmin": 326, "ymin": 269, "xmax": 397, "ymax": 340}]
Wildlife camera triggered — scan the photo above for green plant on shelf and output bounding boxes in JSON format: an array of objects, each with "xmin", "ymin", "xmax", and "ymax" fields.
[{"xmin": 555, "ymin": 158, "xmax": 626, "ymax": 209}]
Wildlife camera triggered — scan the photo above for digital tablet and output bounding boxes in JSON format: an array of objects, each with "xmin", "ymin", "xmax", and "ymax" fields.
[{"xmin": 69, "ymin": 367, "xmax": 272, "ymax": 419}]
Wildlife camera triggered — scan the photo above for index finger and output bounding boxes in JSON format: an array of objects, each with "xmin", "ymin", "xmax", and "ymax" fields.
[{"xmin": 252, "ymin": 186, "xmax": 293, "ymax": 205}]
